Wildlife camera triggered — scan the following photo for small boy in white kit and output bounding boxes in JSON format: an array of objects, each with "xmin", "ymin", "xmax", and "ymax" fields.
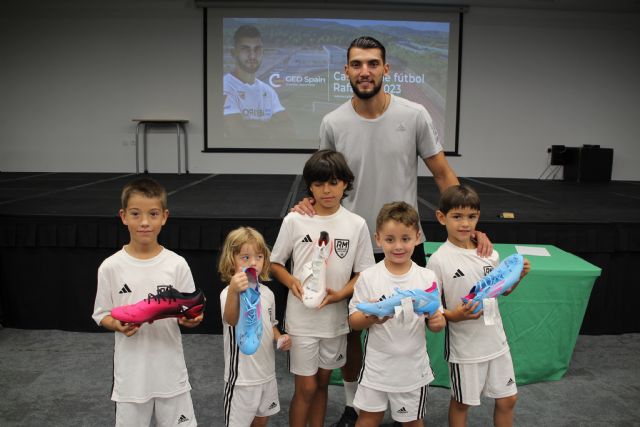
[
  {"xmin": 426, "ymin": 185, "xmax": 530, "ymax": 427},
  {"xmin": 92, "ymin": 177, "xmax": 202, "ymax": 426},
  {"xmin": 349, "ymin": 201, "xmax": 446, "ymax": 427},
  {"xmin": 218, "ymin": 226, "xmax": 291, "ymax": 427},
  {"xmin": 270, "ymin": 149, "xmax": 375, "ymax": 427}
]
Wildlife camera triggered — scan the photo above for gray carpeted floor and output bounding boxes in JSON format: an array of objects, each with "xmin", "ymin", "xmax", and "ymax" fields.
[{"xmin": 0, "ymin": 328, "xmax": 638, "ymax": 426}]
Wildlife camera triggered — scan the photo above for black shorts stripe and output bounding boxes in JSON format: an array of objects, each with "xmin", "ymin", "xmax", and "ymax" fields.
[
  {"xmin": 450, "ymin": 362, "xmax": 463, "ymax": 403},
  {"xmin": 223, "ymin": 325, "xmax": 240, "ymax": 427},
  {"xmin": 444, "ymin": 324, "xmax": 451, "ymax": 361},
  {"xmin": 357, "ymin": 329, "xmax": 369, "ymax": 383},
  {"xmin": 417, "ymin": 384, "xmax": 428, "ymax": 419}
]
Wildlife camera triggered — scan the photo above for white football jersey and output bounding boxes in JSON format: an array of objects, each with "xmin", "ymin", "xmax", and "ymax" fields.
[
  {"xmin": 223, "ymin": 73, "xmax": 284, "ymax": 121},
  {"xmin": 220, "ymin": 284, "xmax": 278, "ymax": 385},
  {"xmin": 349, "ymin": 261, "xmax": 439, "ymax": 393},
  {"xmin": 426, "ymin": 240, "xmax": 509, "ymax": 363},
  {"xmin": 271, "ymin": 206, "xmax": 374, "ymax": 338},
  {"xmin": 92, "ymin": 248, "xmax": 194, "ymax": 403}
]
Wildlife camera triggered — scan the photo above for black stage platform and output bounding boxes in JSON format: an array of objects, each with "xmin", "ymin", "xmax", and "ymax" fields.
[{"xmin": 1, "ymin": 172, "xmax": 639, "ymax": 334}]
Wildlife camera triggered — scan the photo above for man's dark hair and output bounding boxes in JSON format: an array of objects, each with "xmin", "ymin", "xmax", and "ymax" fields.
[
  {"xmin": 347, "ymin": 36, "xmax": 386, "ymax": 63},
  {"xmin": 233, "ymin": 25, "xmax": 262, "ymax": 46},
  {"xmin": 303, "ymin": 149, "xmax": 354, "ymax": 198},
  {"xmin": 438, "ymin": 185, "xmax": 481, "ymax": 214}
]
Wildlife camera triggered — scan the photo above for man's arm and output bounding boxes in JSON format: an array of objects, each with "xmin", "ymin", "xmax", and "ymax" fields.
[
  {"xmin": 423, "ymin": 151, "xmax": 493, "ymax": 256},
  {"xmin": 423, "ymin": 151, "xmax": 460, "ymax": 192}
]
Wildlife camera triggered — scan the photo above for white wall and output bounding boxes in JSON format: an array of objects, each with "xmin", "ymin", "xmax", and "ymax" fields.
[
  {"xmin": 1, "ymin": 2, "xmax": 638, "ymax": 179},
  {"xmin": 448, "ymin": 8, "xmax": 640, "ymax": 180}
]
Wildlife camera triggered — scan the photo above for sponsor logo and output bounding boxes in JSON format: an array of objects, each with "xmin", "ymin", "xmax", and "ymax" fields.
[
  {"xmin": 453, "ymin": 269, "xmax": 465, "ymax": 279},
  {"xmin": 119, "ymin": 284, "xmax": 132, "ymax": 294},
  {"xmin": 302, "ymin": 234, "xmax": 313, "ymax": 243},
  {"xmin": 178, "ymin": 414, "xmax": 190, "ymax": 424}
]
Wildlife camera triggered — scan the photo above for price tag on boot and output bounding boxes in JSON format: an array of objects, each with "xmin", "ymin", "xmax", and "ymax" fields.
[{"xmin": 483, "ymin": 298, "xmax": 498, "ymax": 325}]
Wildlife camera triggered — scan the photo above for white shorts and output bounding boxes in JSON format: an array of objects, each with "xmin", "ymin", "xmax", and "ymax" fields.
[
  {"xmin": 353, "ymin": 383, "xmax": 429, "ymax": 423},
  {"xmin": 289, "ymin": 334, "xmax": 347, "ymax": 376},
  {"xmin": 449, "ymin": 351, "xmax": 518, "ymax": 406},
  {"xmin": 223, "ymin": 377, "xmax": 280, "ymax": 427},
  {"xmin": 115, "ymin": 391, "xmax": 196, "ymax": 427}
]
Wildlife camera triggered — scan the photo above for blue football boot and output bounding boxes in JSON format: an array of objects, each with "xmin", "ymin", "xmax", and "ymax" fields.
[
  {"xmin": 462, "ymin": 253, "xmax": 524, "ymax": 314},
  {"xmin": 236, "ymin": 267, "xmax": 263, "ymax": 355},
  {"xmin": 356, "ymin": 282, "xmax": 441, "ymax": 318}
]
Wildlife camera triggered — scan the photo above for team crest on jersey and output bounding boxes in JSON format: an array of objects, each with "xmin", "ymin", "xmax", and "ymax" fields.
[
  {"xmin": 238, "ymin": 91, "xmax": 245, "ymax": 100},
  {"xmin": 334, "ymin": 239, "xmax": 349, "ymax": 258},
  {"xmin": 483, "ymin": 265, "xmax": 493, "ymax": 275}
]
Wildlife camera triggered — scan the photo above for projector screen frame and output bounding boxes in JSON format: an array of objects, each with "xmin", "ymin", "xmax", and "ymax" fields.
[{"xmin": 201, "ymin": 4, "xmax": 464, "ymax": 156}]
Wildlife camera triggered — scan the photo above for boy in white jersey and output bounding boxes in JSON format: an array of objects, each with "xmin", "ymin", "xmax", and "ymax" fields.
[
  {"xmin": 271, "ymin": 149, "xmax": 375, "ymax": 427},
  {"xmin": 349, "ymin": 201, "xmax": 446, "ymax": 427},
  {"xmin": 92, "ymin": 177, "xmax": 202, "ymax": 427},
  {"xmin": 219, "ymin": 226, "xmax": 291, "ymax": 427},
  {"xmin": 426, "ymin": 185, "xmax": 530, "ymax": 427}
]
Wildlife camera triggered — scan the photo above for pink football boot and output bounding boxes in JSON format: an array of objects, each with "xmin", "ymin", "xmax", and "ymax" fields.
[{"xmin": 111, "ymin": 285, "xmax": 206, "ymax": 324}]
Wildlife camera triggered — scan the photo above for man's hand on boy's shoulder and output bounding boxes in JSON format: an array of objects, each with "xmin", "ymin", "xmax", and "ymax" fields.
[
  {"xmin": 290, "ymin": 197, "xmax": 316, "ymax": 216},
  {"xmin": 472, "ymin": 230, "xmax": 493, "ymax": 257},
  {"xmin": 179, "ymin": 313, "xmax": 204, "ymax": 328}
]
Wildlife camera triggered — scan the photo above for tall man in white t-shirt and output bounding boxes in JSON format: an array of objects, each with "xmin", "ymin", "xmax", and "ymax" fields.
[
  {"xmin": 295, "ymin": 36, "xmax": 492, "ymax": 427},
  {"xmin": 223, "ymin": 25, "xmax": 294, "ymax": 140}
]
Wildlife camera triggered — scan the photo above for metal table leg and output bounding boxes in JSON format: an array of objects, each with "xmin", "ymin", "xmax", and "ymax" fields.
[
  {"xmin": 143, "ymin": 123, "xmax": 148, "ymax": 174},
  {"xmin": 183, "ymin": 123, "xmax": 189, "ymax": 174},
  {"xmin": 176, "ymin": 123, "xmax": 181, "ymax": 175},
  {"xmin": 135, "ymin": 122, "xmax": 142, "ymax": 174}
]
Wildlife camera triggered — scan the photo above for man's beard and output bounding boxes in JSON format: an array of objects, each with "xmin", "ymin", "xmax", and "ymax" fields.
[{"xmin": 350, "ymin": 78, "xmax": 383, "ymax": 100}]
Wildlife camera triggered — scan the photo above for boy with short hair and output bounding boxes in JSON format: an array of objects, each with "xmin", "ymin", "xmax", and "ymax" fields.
[
  {"xmin": 426, "ymin": 185, "xmax": 530, "ymax": 427},
  {"xmin": 349, "ymin": 201, "xmax": 446, "ymax": 427},
  {"xmin": 270, "ymin": 149, "xmax": 375, "ymax": 427},
  {"xmin": 92, "ymin": 177, "xmax": 202, "ymax": 426}
]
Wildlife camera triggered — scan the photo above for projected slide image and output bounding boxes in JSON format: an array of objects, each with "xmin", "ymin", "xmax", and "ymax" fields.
[{"xmin": 219, "ymin": 17, "xmax": 452, "ymax": 150}]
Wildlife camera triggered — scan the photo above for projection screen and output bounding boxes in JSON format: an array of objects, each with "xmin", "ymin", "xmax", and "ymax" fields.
[{"xmin": 204, "ymin": 6, "xmax": 462, "ymax": 154}]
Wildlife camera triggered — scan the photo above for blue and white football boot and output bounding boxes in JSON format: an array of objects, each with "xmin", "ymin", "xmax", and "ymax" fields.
[
  {"xmin": 236, "ymin": 267, "xmax": 263, "ymax": 355},
  {"xmin": 462, "ymin": 253, "xmax": 524, "ymax": 314},
  {"xmin": 356, "ymin": 282, "xmax": 441, "ymax": 318}
]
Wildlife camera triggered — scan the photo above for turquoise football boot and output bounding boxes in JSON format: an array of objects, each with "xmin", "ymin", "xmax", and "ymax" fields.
[
  {"xmin": 356, "ymin": 282, "xmax": 441, "ymax": 318},
  {"xmin": 236, "ymin": 267, "xmax": 263, "ymax": 355},
  {"xmin": 462, "ymin": 253, "xmax": 524, "ymax": 314}
]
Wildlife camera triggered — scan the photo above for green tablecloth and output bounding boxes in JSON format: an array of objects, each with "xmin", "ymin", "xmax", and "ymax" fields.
[
  {"xmin": 331, "ymin": 243, "xmax": 601, "ymax": 388},
  {"xmin": 425, "ymin": 242, "xmax": 601, "ymax": 387}
]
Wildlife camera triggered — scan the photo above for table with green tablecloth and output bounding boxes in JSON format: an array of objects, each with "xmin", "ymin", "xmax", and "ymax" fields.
[
  {"xmin": 426, "ymin": 242, "xmax": 600, "ymax": 387},
  {"xmin": 331, "ymin": 243, "xmax": 601, "ymax": 388}
]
